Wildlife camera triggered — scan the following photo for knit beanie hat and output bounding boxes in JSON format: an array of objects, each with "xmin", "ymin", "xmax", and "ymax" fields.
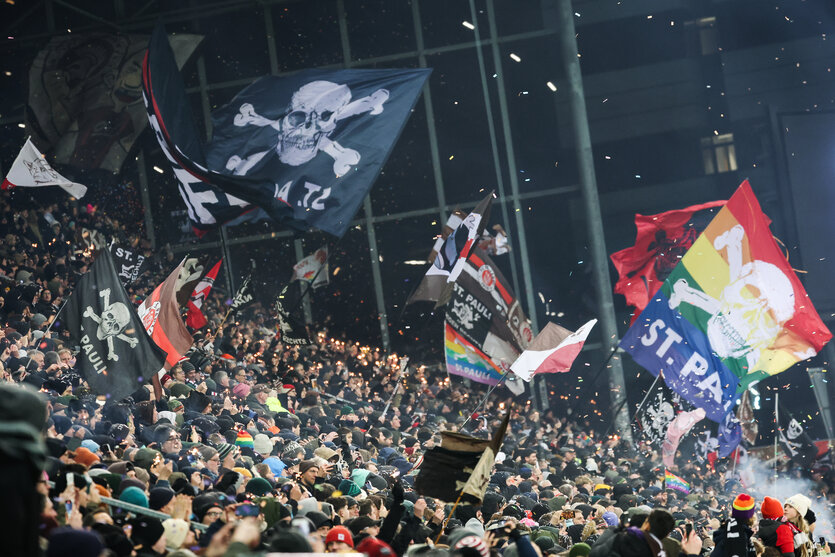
[
  {"xmin": 216, "ymin": 443, "xmax": 236, "ymax": 460},
  {"xmin": 148, "ymin": 487, "xmax": 176, "ymax": 511},
  {"xmin": 253, "ymin": 433, "xmax": 273, "ymax": 455},
  {"xmin": 299, "ymin": 459, "xmax": 318, "ymax": 475},
  {"xmin": 47, "ymin": 527, "xmax": 104, "ymax": 557},
  {"xmin": 761, "ymin": 496, "xmax": 784, "ymax": 520},
  {"xmin": 732, "ymin": 493, "xmax": 756, "ymax": 520},
  {"xmin": 246, "ymin": 477, "xmax": 273, "ymax": 497},
  {"xmin": 162, "ymin": 518, "xmax": 190, "ymax": 551},
  {"xmin": 568, "ymin": 543, "xmax": 592, "ymax": 557},
  {"xmin": 784, "ymin": 494, "xmax": 811, "ymax": 518},
  {"xmin": 325, "ymin": 525, "xmax": 354, "ymax": 548},
  {"xmin": 71, "ymin": 447, "xmax": 100, "ymax": 468},
  {"xmin": 235, "ymin": 430, "xmax": 254, "ymax": 449},
  {"xmin": 119, "ymin": 486, "xmax": 149, "ymax": 508},
  {"xmin": 130, "ymin": 517, "xmax": 165, "ymax": 550},
  {"xmin": 338, "ymin": 479, "xmax": 362, "ymax": 497}
]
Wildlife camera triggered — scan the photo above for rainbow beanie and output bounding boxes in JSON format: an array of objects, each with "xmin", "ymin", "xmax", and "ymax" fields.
[{"xmin": 732, "ymin": 493, "xmax": 756, "ymax": 520}]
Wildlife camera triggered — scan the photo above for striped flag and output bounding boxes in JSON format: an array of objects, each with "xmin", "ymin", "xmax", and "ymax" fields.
[
  {"xmin": 510, "ymin": 320, "xmax": 597, "ymax": 382},
  {"xmin": 663, "ymin": 470, "xmax": 690, "ymax": 494},
  {"xmin": 139, "ymin": 258, "xmax": 194, "ymax": 369},
  {"xmin": 186, "ymin": 260, "xmax": 222, "ymax": 329},
  {"xmin": 621, "ymin": 180, "xmax": 831, "ymax": 422}
]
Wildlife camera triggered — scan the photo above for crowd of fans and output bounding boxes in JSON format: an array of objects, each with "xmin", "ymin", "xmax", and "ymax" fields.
[{"xmin": 1, "ymin": 195, "xmax": 835, "ymax": 557}]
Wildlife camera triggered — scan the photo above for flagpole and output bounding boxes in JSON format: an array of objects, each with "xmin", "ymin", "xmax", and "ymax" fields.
[
  {"xmin": 41, "ymin": 297, "xmax": 72, "ymax": 339},
  {"xmin": 460, "ymin": 371, "xmax": 510, "ymax": 430},
  {"xmin": 630, "ymin": 373, "xmax": 662, "ymax": 429},
  {"xmin": 435, "ymin": 489, "xmax": 465, "ymax": 544},
  {"xmin": 774, "ymin": 391, "xmax": 780, "ymax": 485}
]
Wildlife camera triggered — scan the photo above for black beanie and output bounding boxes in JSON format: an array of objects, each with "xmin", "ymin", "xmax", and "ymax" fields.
[
  {"xmin": 148, "ymin": 487, "xmax": 176, "ymax": 511},
  {"xmin": 129, "ymin": 517, "xmax": 164, "ymax": 550}
]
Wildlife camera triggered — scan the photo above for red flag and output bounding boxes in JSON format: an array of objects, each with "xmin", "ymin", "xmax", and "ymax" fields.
[
  {"xmin": 186, "ymin": 260, "xmax": 221, "ymax": 329},
  {"xmin": 139, "ymin": 258, "xmax": 194, "ymax": 369},
  {"xmin": 611, "ymin": 200, "xmax": 726, "ymax": 316}
]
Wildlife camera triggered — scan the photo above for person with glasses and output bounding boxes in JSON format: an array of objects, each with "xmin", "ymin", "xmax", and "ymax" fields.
[{"xmin": 154, "ymin": 425, "xmax": 182, "ymax": 457}]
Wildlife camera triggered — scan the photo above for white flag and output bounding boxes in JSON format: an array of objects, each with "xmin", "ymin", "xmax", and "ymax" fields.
[
  {"xmin": 2, "ymin": 138, "xmax": 87, "ymax": 198},
  {"xmin": 510, "ymin": 319, "xmax": 597, "ymax": 381},
  {"xmin": 291, "ymin": 246, "xmax": 329, "ymax": 289}
]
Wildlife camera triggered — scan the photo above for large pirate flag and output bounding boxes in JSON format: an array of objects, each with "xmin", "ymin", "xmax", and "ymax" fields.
[
  {"xmin": 61, "ymin": 249, "xmax": 166, "ymax": 401},
  {"xmin": 143, "ymin": 23, "xmax": 430, "ymax": 237},
  {"xmin": 621, "ymin": 180, "xmax": 831, "ymax": 422}
]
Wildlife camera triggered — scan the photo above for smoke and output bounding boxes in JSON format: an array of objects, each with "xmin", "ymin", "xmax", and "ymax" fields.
[{"xmin": 738, "ymin": 455, "xmax": 834, "ymax": 541}]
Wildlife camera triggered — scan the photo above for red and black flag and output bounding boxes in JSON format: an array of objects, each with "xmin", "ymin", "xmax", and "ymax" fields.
[
  {"xmin": 139, "ymin": 258, "xmax": 194, "ymax": 370},
  {"xmin": 610, "ymin": 200, "xmax": 725, "ymax": 317}
]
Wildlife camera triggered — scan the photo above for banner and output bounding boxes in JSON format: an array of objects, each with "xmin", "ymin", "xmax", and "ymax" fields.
[
  {"xmin": 621, "ymin": 180, "xmax": 832, "ymax": 422},
  {"xmin": 229, "ymin": 274, "xmax": 255, "ymax": 315},
  {"xmin": 143, "ymin": 24, "xmax": 430, "ymax": 237},
  {"xmin": 663, "ymin": 470, "xmax": 690, "ymax": 494},
  {"xmin": 635, "ymin": 381, "xmax": 684, "ymax": 449},
  {"xmin": 2, "ymin": 138, "xmax": 87, "ymax": 198},
  {"xmin": 409, "ymin": 195, "xmax": 493, "ymax": 307},
  {"xmin": 274, "ymin": 286, "xmax": 311, "ymax": 346},
  {"xmin": 27, "ymin": 32, "xmax": 201, "ymax": 173},
  {"xmin": 510, "ymin": 320, "xmax": 596, "ymax": 381},
  {"xmin": 444, "ymin": 322, "xmax": 505, "ymax": 386},
  {"xmin": 110, "ymin": 242, "xmax": 147, "ymax": 284},
  {"xmin": 777, "ymin": 403, "xmax": 819, "ymax": 466},
  {"xmin": 611, "ymin": 200, "xmax": 725, "ymax": 315},
  {"xmin": 138, "ymin": 259, "xmax": 194, "ymax": 369},
  {"xmin": 186, "ymin": 260, "xmax": 221, "ymax": 330},
  {"xmin": 291, "ymin": 246, "xmax": 329, "ymax": 289},
  {"xmin": 61, "ymin": 250, "xmax": 166, "ymax": 400}
]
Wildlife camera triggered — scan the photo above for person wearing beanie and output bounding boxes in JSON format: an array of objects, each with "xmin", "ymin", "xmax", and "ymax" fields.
[
  {"xmin": 298, "ymin": 459, "xmax": 320, "ymax": 497},
  {"xmin": 712, "ymin": 494, "xmax": 757, "ymax": 557},
  {"xmin": 46, "ymin": 527, "xmax": 105, "ymax": 557},
  {"xmin": 235, "ymin": 430, "xmax": 255, "ymax": 449},
  {"xmin": 119, "ymin": 486, "xmax": 149, "ymax": 509},
  {"xmin": 568, "ymin": 542, "xmax": 591, "ymax": 557},
  {"xmin": 162, "ymin": 518, "xmax": 192, "ymax": 551},
  {"xmin": 246, "ymin": 476, "xmax": 273, "ymax": 497},
  {"xmin": 338, "ymin": 478, "xmax": 362, "ymax": 498},
  {"xmin": 130, "ymin": 516, "xmax": 167, "ymax": 556},
  {"xmin": 71, "ymin": 447, "xmax": 100, "ymax": 468},
  {"xmin": 325, "ymin": 525, "xmax": 354, "ymax": 551},
  {"xmin": 253, "ymin": 433, "xmax": 273, "ymax": 455},
  {"xmin": 784, "ymin": 494, "xmax": 813, "ymax": 557},
  {"xmin": 757, "ymin": 496, "xmax": 795, "ymax": 557},
  {"xmin": 148, "ymin": 487, "xmax": 176, "ymax": 513}
]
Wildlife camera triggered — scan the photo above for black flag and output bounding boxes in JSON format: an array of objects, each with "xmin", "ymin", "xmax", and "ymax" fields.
[
  {"xmin": 274, "ymin": 286, "xmax": 310, "ymax": 345},
  {"xmin": 61, "ymin": 250, "xmax": 167, "ymax": 401},
  {"xmin": 229, "ymin": 274, "xmax": 254, "ymax": 315},
  {"xmin": 778, "ymin": 403, "xmax": 819, "ymax": 467},
  {"xmin": 109, "ymin": 242, "xmax": 148, "ymax": 284}
]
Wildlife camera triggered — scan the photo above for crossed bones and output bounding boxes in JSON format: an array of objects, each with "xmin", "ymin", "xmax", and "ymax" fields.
[{"xmin": 83, "ymin": 288, "xmax": 138, "ymax": 361}]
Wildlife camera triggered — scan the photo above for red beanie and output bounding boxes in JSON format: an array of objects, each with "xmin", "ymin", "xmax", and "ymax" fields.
[
  {"xmin": 325, "ymin": 526, "xmax": 354, "ymax": 548},
  {"xmin": 761, "ymin": 496, "xmax": 784, "ymax": 520}
]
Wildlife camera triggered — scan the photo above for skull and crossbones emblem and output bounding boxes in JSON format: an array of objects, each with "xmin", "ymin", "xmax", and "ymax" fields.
[
  {"xmin": 83, "ymin": 288, "xmax": 138, "ymax": 361},
  {"xmin": 225, "ymin": 80, "xmax": 389, "ymax": 177},
  {"xmin": 667, "ymin": 224, "xmax": 797, "ymax": 370}
]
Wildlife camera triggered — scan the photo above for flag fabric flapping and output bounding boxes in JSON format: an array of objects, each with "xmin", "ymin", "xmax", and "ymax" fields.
[
  {"xmin": 61, "ymin": 249, "xmax": 166, "ymax": 401},
  {"xmin": 663, "ymin": 470, "xmax": 690, "ymax": 494},
  {"xmin": 274, "ymin": 286, "xmax": 311, "ymax": 346},
  {"xmin": 620, "ymin": 180, "xmax": 831, "ymax": 422},
  {"xmin": 415, "ymin": 412, "xmax": 510, "ymax": 504},
  {"xmin": 138, "ymin": 258, "xmax": 194, "ymax": 369},
  {"xmin": 510, "ymin": 319, "xmax": 596, "ymax": 381},
  {"xmin": 777, "ymin": 403, "xmax": 819, "ymax": 466},
  {"xmin": 186, "ymin": 260, "xmax": 222, "ymax": 330},
  {"xmin": 662, "ymin": 407, "xmax": 706, "ymax": 467},
  {"xmin": 477, "ymin": 224, "xmax": 510, "ymax": 256},
  {"xmin": 229, "ymin": 274, "xmax": 255, "ymax": 315},
  {"xmin": 27, "ymin": 32, "xmax": 201, "ymax": 173},
  {"xmin": 110, "ymin": 242, "xmax": 147, "ymax": 285},
  {"xmin": 737, "ymin": 390, "xmax": 758, "ymax": 445},
  {"xmin": 444, "ymin": 322, "xmax": 505, "ymax": 386},
  {"xmin": 175, "ymin": 258, "xmax": 204, "ymax": 306},
  {"xmin": 2, "ymin": 138, "xmax": 87, "ymax": 198},
  {"xmin": 291, "ymin": 247, "xmax": 329, "ymax": 289},
  {"xmin": 444, "ymin": 249, "xmax": 532, "ymax": 369},
  {"xmin": 611, "ymin": 200, "xmax": 725, "ymax": 316},
  {"xmin": 144, "ymin": 24, "xmax": 430, "ymax": 237},
  {"xmin": 716, "ymin": 410, "xmax": 742, "ymax": 458},
  {"xmin": 635, "ymin": 381, "xmax": 685, "ymax": 449},
  {"xmin": 409, "ymin": 194, "xmax": 493, "ymax": 307}
]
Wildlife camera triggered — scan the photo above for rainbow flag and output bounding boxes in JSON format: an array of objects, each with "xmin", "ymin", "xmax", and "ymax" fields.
[
  {"xmin": 664, "ymin": 470, "xmax": 690, "ymax": 494},
  {"xmin": 621, "ymin": 180, "xmax": 831, "ymax": 422},
  {"xmin": 445, "ymin": 322, "xmax": 505, "ymax": 386}
]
